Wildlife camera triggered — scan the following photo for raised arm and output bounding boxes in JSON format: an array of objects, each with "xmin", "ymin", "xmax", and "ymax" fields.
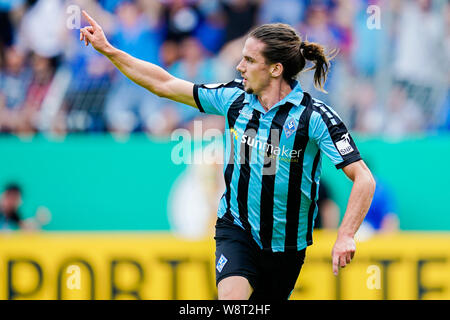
[
  {"xmin": 331, "ymin": 160, "xmax": 376, "ymax": 275},
  {"xmin": 79, "ymin": 10, "xmax": 196, "ymax": 108}
]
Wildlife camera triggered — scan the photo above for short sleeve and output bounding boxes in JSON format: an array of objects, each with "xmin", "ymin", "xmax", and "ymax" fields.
[
  {"xmin": 309, "ymin": 105, "xmax": 362, "ymax": 169},
  {"xmin": 193, "ymin": 80, "xmax": 244, "ymax": 116}
]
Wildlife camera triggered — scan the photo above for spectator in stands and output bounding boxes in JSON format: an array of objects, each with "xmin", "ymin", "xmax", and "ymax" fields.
[
  {"xmin": 350, "ymin": 0, "xmax": 385, "ymax": 78},
  {"xmin": 61, "ymin": 1, "xmax": 119, "ymax": 133},
  {"xmin": 214, "ymin": 35, "xmax": 247, "ymax": 81},
  {"xmin": 297, "ymin": 3, "xmax": 340, "ymax": 53},
  {"xmin": 16, "ymin": 0, "xmax": 66, "ymax": 58},
  {"xmin": 258, "ymin": 0, "xmax": 304, "ymax": 26},
  {"xmin": 356, "ymin": 162, "xmax": 399, "ymax": 240},
  {"xmin": 167, "ymin": 36, "xmax": 207, "ymax": 77},
  {"xmin": 0, "ymin": 183, "xmax": 24, "ymax": 231},
  {"xmin": 0, "ymin": 183, "xmax": 51, "ymax": 231},
  {"xmin": 297, "ymin": 3, "xmax": 341, "ymax": 104},
  {"xmin": 221, "ymin": 0, "xmax": 259, "ymax": 43},
  {"xmin": 349, "ymin": 80, "xmax": 384, "ymax": 134},
  {"xmin": 160, "ymin": 39, "xmax": 179, "ymax": 68},
  {"xmin": 392, "ymin": 0, "xmax": 446, "ymax": 125},
  {"xmin": 166, "ymin": 37, "xmax": 218, "ymax": 131},
  {"xmin": 104, "ymin": 0, "xmax": 163, "ymax": 134},
  {"xmin": 15, "ymin": 52, "xmax": 55, "ymax": 134},
  {"xmin": 99, "ymin": 0, "xmax": 127, "ymax": 13},
  {"xmin": 194, "ymin": 0, "xmax": 226, "ymax": 54},
  {"xmin": 0, "ymin": 0, "xmax": 448, "ymax": 136},
  {"xmin": 63, "ymin": 44, "xmax": 114, "ymax": 132},
  {"xmin": 435, "ymin": 2, "xmax": 450, "ymax": 132},
  {"xmin": 0, "ymin": 0, "xmax": 20, "ymax": 49},
  {"xmin": 162, "ymin": 0, "xmax": 203, "ymax": 42},
  {"xmin": 383, "ymin": 85, "xmax": 424, "ymax": 137},
  {"xmin": 0, "ymin": 46, "xmax": 31, "ymax": 133},
  {"xmin": 364, "ymin": 178, "xmax": 399, "ymax": 233},
  {"xmin": 314, "ymin": 181, "xmax": 340, "ymax": 230},
  {"xmin": 436, "ymin": 91, "xmax": 450, "ymax": 132}
]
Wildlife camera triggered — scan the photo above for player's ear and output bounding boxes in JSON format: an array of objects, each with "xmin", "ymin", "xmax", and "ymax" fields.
[{"xmin": 270, "ymin": 63, "xmax": 283, "ymax": 78}]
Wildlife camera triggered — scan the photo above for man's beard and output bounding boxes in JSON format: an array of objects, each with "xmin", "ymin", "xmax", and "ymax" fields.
[{"xmin": 245, "ymin": 86, "xmax": 254, "ymax": 94}]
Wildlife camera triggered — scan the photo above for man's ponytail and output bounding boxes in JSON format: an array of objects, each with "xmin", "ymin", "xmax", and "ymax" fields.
[{"xmin": 300, "ymin": 40, "xmax": 338, "ymax": 93}]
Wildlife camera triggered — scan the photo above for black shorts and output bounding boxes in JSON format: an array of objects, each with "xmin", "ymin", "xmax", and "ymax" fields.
[{"xmin": 214, "ymin": 218, "xmax": 306, "ymax": 300}]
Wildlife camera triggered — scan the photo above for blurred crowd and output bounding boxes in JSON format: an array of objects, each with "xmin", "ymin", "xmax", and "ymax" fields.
[{"xmin": 0, "ymin": 0, "xmax": 449, "ymax": 137}]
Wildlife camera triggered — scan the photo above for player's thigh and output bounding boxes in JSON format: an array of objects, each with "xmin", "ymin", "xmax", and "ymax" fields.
[
  {"xmin": 250, "ymin": 249, "xmax": 306, "ymax": 300},
  {"xmin": 217, "ymin": 276, "xmax": 253, "ymax": 300},
  {"xmin": 214, "ymin": 218, "xmax": 259, "ymax": 297}
]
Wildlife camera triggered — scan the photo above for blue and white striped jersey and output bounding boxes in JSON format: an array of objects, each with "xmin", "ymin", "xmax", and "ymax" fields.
[{"xmin": 193, "ymin": 79, "xmax": 361, "ymax": 252}]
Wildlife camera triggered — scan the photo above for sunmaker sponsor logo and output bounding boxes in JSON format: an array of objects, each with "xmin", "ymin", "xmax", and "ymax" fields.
[
  {"xmin": 241, "ymin": 134, "xmax": 303, "ymax": 159},
  {"xmin": 230, "ymin": 128, "xmax": 302, "ymax": 163}
]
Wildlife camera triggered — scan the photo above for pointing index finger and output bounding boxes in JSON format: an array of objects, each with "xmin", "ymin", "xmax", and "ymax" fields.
[{"xmin": 82, "ymin": 10, "xmax": 99, "ymax": 30}]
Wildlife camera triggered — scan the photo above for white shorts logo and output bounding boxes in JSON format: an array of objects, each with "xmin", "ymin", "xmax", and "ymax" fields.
[
  {"xmin": 216, "ymin": 254, "xmax": 228, "ymax": 273},
  {"xmin": 336, "ymin": 133, "xmax": 354, "ymax": 156}
]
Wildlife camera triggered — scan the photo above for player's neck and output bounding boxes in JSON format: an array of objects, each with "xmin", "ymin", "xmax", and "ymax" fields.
[{"xmin": 257, "ymin": 79, "xmax": 292, "ymax": 112}]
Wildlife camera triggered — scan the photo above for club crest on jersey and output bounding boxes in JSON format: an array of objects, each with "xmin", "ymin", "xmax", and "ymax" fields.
[
  {"xmin": 336, "ymin": 133, "xmax": 354, "ymax": 155},
  {"xmin": 284, "ymin": 118, "xmax": 297, "ymax": 139}
]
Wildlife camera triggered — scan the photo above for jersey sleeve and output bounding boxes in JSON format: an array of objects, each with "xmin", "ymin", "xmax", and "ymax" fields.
[
  {"xmin": 193, "ymin": 80, "xmax": 244, "ymax": 116},
  {"xmin": 309, "ymin": 106, "xmax": 362, "ymax": 169}
]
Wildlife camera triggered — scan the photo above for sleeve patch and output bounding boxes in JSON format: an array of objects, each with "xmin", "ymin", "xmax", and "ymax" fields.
[{"xmin": 335, "ymin": 133, "xmax": 354, "ymax": 156}]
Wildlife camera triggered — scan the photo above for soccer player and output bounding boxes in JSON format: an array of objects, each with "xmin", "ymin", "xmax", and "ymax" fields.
[{"xmin": 80, "ymin": 11, "xmax": 376, "ymax": 300}]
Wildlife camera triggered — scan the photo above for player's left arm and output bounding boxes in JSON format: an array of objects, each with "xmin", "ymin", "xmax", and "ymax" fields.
[
  {"xmin": 308, "ymin": 105, "xmax": 375, "ymax": 275},
  {"xmin": 331, "ymin": 160, "xmax": 376, "ymax": 275}
]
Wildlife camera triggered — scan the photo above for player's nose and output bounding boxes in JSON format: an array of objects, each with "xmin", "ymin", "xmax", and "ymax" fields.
[{"xmin": 236, "ymin": 59, "xmax": 245, "ymax": 73}]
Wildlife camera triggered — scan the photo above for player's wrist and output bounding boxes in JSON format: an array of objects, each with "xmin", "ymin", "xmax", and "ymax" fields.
[
  {"xmin": 337, "ymin": 228, "xmax": 355, "ymax": 239},
  {"xmin": 101, "ymin": 42, "xmax": 116, "ymax": 57}
]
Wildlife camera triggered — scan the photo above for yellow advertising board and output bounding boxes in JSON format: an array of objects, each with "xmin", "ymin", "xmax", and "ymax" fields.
[{"xmin": 1, "ymin": 231, "xmax": 450, "ymax": 300}]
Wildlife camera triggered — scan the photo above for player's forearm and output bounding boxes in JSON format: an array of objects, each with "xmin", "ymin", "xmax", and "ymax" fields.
[
  {"xmin": 338, "ymin": 172, "xmax": 375, "ymax": 238},
  {"xmin": 103, "ymin": 45, "xmax": 174, "ymax": 97}
]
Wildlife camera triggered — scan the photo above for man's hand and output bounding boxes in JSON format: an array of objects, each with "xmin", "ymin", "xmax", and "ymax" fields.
[
  {"xmin": 78, "ymin": 10, "xmax": 196, "ymax": 107},
  {"xmin": 331, "ymin": 233, "xmax": 356, "ymax": 276},
  {"xmin": 330, "ymin": 160, "xmax": 375, "ymax": 276},
  {"xmin": 79, "ymin": 10, "xmax": 112, "ymax": 55}
]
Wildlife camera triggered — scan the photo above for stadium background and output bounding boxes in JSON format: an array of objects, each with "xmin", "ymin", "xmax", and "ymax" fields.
[{"xmin": 0, "ymin": 0, "xmax": 449, "ymax": 299}]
